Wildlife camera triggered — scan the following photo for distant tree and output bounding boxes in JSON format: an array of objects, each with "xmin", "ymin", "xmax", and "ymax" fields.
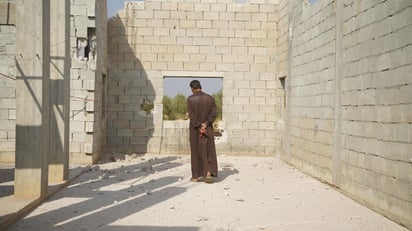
[
  {"xmin": 173, "ymin": 93, "xmax": 187, "ymax": 119},
  {"xmin": 162, "ymin": 96, "xmax": 174, "ymax": 120},
  {"xmin": 212, "ymin": 90, "xmax": 222, "ymax": 121},
  {"xmin": 163, "ymin": 90, "xmax": 222, "ymax": 122}
]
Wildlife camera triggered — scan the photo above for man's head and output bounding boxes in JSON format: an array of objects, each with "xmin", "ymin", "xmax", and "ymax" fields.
[{"xmin": 190, "ymin": 80, "xmax": 202, "ymax": 90}]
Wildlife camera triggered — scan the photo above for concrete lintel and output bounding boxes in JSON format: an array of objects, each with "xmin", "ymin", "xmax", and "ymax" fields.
[{"xmin": 161, "ymin": 71, "xmax": 224, "ymax": 78}]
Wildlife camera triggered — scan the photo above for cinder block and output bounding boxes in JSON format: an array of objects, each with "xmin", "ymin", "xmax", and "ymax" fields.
[
  {"xmin": 168, "ymin": 62, "xmax": 183, "ymax": 70},
  {"xmin": 0, "ymin": 99, "xmax": 15, "ymax": 109},
  {"xmin": 84, "ymin": 80, "xmax": 95, "ymax": 91},
  {"xmin": 178, "ymin": 3, "xmax": 194, "ymax": 11},
  {"xmin": 162, "ymin": 2, "xmax": 177, "ymax": 11},
  {"xmin": 85, "ymin": 122, "xmax": 94, "ymax": 133},
  {"xmin": 216, "ymin": 63, "xmax": 233, "ymax": 72},
  {"xmin": 187, "ymin": 12, "xmax": 203, "ymax": 20},
  {"xmin": 197, "ymin": 20, "xmax": 212, "ymax": 29},
  {"xmin": 0, "ymin": 109, "xmax": 7, "ymax": 120},
  {"xmin": 194, "ymin": 3, "xmax": 211, "ymax": 12},
  {"xmin": 71, "ymin": 121, "xmax": 85, "ymax": 132},
  {"xmin": 118, "ymin": 128, "xmax": 133, "ymax": 137},
  {"xmin": 154, "ymin": 11, "xmax": 170, "ymax": 19},
  {"xmin": 234, "ymin": 96, "xmax": 249, "ymax": 105},
  {"xmin": 71, "ymin": 4, "xmax": 87, "ymax": 16},
  {"xmin": 211, "ymin": 4, "xmax": 227, "ymax": 12},
  {"xmin": 183, "ymin": 62, "xmax": 200, "ymax": 71},
  {"xmin": 136, "ymin": 11, "xmax": 154, "ymax": 19},
  {"xmin": 86, "ymin": 101, "xmax": 95, "ymax": 112},
  {"xmin": 250, "ymin": 97, "xmax": 266, "ymax": 105},
  {"xmin": 83, "ymin": 143, "xmax": 93, "ymax": 153}
]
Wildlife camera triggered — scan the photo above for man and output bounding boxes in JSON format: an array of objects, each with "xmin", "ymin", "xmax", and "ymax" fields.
[{"xmin": 187, "ymin": 80, "xmax": 218, "ymax": 183}]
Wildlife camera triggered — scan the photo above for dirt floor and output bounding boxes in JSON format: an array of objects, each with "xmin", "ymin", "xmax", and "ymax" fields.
[{"xmin": 5, "ymin": 154, "xmax": 409, "ymax": 231}]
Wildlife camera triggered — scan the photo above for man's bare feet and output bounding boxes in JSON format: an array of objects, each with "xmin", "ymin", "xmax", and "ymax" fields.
[{"xmin": 190, "ymin": 177, "xmax": 200, "ymax": 182}]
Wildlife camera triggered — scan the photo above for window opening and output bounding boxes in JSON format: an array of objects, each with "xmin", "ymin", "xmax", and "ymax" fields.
[
  {"xmin": 163, "ymin": 77, "xmax": 222, "ymax": 135},
  {"xmin": 279, "ymin": 76, "xmax": 286, "ymax": 108},
  {"xmin": 76, "ymin": 27, "xmax": 96, "ymax": 61}
]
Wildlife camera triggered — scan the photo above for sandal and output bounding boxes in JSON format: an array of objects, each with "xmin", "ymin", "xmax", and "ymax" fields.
[
  {"xmin": 190, "ymin": 177, "xmax": 200, "ymax": 182},
  {"xmin": 204, "ymin": 172, "xmax": 214, "ymax": 184},
  {"xmin": 204, "ymin": 176, "xmax": 214, "ymax": 184}
]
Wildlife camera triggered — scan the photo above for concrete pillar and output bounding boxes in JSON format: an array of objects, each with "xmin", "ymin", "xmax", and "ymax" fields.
[
  {"xmin": 14, "ymin": 0, "xmax": 50, "ymax": 198},
  {"xmin": 284, "ymin": 0, "xmax": 297, "ymax": 158},
  {"xmin": 48, "ymin": 0, "xmax": 70, "ymax": 182},
  {"xmin": 332, "ymin": 0, "xmax": 343, "ymax": 186}
]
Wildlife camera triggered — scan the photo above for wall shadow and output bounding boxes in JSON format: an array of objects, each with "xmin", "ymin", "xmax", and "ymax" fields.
[
  {"xmin": 9, "ymin": 156, "xmax": 191, "ymax": 230},
  {"xmin": 0, "ymin": 167, "xmax": 14, "ymax": 198},
  {"xmin": 106, "ymin": 15, "xmax": 155, "ymax": 156}
]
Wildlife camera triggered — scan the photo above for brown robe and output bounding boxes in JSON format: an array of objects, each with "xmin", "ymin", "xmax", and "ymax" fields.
[{"xmin": 187, "ymin": 91, "xmax": 218, "ymax": 178}]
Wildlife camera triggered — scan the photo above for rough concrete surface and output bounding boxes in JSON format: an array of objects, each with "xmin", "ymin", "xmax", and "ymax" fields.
[{"xmin": 4, "ymin": 154, "xmax": 409, "ymax": 231}]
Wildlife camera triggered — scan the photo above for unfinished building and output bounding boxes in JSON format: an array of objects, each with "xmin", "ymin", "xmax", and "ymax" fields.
[{"xmin": 0, "ymin": 0, "xmax": 410, "ymax": 229}]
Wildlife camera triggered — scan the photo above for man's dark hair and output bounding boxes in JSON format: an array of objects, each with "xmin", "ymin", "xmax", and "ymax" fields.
[{"xmin": 190, "ymin": 80, "xmax": 202, "ymax": 89}]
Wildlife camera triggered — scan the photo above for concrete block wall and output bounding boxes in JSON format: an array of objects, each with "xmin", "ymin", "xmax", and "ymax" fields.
[
  {"xmin": 107, "ymin": 0, "xmax": 282, "ymax": 156},
  {"xmin": 0, "ymin": 2, "xmax": 16, "ymax": 162},
  {"xmin": 282, "ymin": 0, "xmax": 412, "ymax": 228},
  {"xmin": 339, "ymin": 0, "xmax": 412, "ymax": 228},
  {"xmin": 70, "ymin": 0, "xmax": 107, "ymax": 164},
  {"xmin": 285, "ymin": 0, "xmax": 337, "ymax": 182}
]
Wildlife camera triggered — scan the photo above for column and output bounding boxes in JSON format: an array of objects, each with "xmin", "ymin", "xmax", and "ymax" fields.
[
  {"xmin": 48, "ymin": 0, "xmax": 70, "ymax": 182},
  {"xmin": 332, "ymin": 0, "xmax": 343, "ymax": 186},
  {"xmin": 15, "ymin": 0, "xmax": 50, "ymax": 198}
]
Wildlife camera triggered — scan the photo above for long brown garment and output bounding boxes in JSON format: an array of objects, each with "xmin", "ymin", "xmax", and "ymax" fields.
[{"xmin": 187, "ymin": 91, "xmax": 218, "ymax": 178}]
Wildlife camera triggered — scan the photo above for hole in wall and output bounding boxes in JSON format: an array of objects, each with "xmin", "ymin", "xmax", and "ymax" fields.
[
  {"xmin": 163, "ymin": 76, "xmax": 223, "ymax": 136},
  {"xmin": 279, "ymin": 76, "xmax": 286, "ymax": 108}
]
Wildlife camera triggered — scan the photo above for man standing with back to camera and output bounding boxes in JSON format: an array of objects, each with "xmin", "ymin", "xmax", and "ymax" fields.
[{"xmin": 187, "ymin": 80, "xmax": 218, "ymax": 183}]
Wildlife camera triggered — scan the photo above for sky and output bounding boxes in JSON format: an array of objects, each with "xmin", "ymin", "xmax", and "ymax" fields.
[
  {"xmin": 164, "ymin": 77, "xmax": 222, "ymax": 97},
  {"xmin": 107, "ymin": 0, "xmax": 127, "ymax": 17},
  {"xmin": 107, "ymin": 1, "xmax": 222, "ymax": 97}
]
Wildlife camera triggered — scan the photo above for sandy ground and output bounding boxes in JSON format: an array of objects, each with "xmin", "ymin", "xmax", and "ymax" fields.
[{"xmin": 7, "ymin": 154, "xmax": 409, "ymax": 231}]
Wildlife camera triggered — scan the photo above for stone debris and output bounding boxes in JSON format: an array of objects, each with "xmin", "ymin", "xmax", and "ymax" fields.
[
  {"xmin": 195, "ymin": 216, "xmax": 209, "ymax": 221},
  {"xmin": 92, "ymin": 165, "xmax": 100, "ymax": 171},
  {"xmin": 125, "ymin": 153, "xmax": 138, "ymax": 161},
  {"xmin": 141, "ymin": 165, "xmax": 153, "ymax": 172},
  {"xmin": 101, "ymin": 173, "xmax": 109, "ymax": 180}
]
